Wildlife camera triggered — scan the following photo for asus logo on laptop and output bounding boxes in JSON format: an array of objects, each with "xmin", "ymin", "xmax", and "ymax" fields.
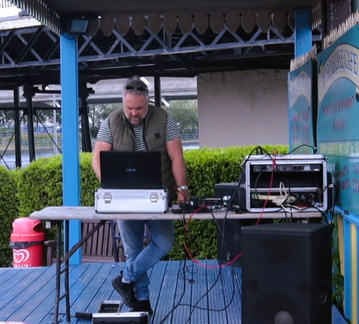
[{"xmin": 125, "ymin": 168, "xmax": 136, "ymax": 172}]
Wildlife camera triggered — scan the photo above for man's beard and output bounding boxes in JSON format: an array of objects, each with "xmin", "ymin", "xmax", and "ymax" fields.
[
  {"xmin": 127, "ymin": 116, "xmax": 144, "ymax": 125},
  {"xmin": 125, "ymin": 109, "xmax": 148, "ymax": 125}
]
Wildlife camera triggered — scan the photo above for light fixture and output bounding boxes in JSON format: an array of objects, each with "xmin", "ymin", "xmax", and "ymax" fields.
[{"xmin": 68, "ymin": 17, "xmax": 90, "ymax": 35}]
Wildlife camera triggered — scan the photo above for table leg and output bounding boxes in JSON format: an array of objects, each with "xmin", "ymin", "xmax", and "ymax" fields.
[
  {"xmin": 52, "ymin": 219, "xmax": 107, "ymax": 323},
  {"xmin": 54, "ymin": 220, "xmax": 61, "ymax": 324},
  {"xmin": 53, "ymin": 220, "xmax": 71, "ymax": 323},
  {"xmin": 64, "ymin": 220, "xmax": 70, "ymax": 322}
]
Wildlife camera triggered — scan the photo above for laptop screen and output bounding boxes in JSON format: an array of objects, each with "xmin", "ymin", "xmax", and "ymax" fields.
[{"xmin": 100, "ymin": 151, "xmax": 163, "ymax": 189}]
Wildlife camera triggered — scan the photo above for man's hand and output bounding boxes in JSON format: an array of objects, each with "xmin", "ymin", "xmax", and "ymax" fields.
[{"xmin": 177, "ymin": 186, "xmax": 190, "ymax": 203}]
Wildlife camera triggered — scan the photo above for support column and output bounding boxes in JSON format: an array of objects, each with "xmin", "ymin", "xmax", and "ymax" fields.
[
  {"xmin": 23, "ymin": 84, "xmax": 36, "ymax": 162},
  {"xmin": 294, "ymin": 8, "xmax": 312, "ymax": 58},
  {"xmin": 79, "ymin": 85, "xmax": 93, "ymax": 152},
  {"xmin": 13, "ymin": 87, "xmax": 22, "ymax": 168},
  {"xmin": 60, "ymin": 34, "xmax": 81, "ymax": 265},
  {"xmin": 154, "ymin": 76, "xmax": 161, "ymax": 107}
]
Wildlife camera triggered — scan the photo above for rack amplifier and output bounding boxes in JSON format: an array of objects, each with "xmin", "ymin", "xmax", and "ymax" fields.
[{"xmin": 241, "ymin": 154, "xmax": 330, "ymax": 213}]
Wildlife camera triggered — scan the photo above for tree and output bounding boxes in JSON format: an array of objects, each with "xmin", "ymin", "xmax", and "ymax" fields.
[
  {"xmin": 0, "ymin": 110, "xmax": 15, "ymax": 129},
  {"xmin": 87, "ymin": 103, "xmax": 118, "ymax": 137},
  {"xmin": 164, "ymin": 100, "xmax": 198, "ymax": 134}
]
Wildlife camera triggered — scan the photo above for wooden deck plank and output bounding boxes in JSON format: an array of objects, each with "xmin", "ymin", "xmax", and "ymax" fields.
[
  {"xmin": 71, "ymin": 263, "xmax": 120, "ymax": 317},
  {"xmin": 150, "ymin": 260, "xmax": 181, "ymax": 324},
  {"xmin": 72, "ymin": 262, "xmax": 120, "ymax": 317},
  {"xmin": 0, "ymin": 267, "xmax": 49, "ymax": 310},
  {"xmin": 206, "ymin": 261, "xmax": 232, "ymax": 324},
  {"xmin": 0, "ymin": 268, "xmax": 32, "ymax": 314},
  {"xmin": 146, "ymin": 260, "xmax": 168, "ymax": 319},
  {"xmin": 171, "ymin": 260, "xmax": 197, "ymax": 324},
  {"xmin": 53, "ymin": 263, "xmax": 92, "ymax": 321},
  {"xmin": 150, "ymin": 262, "xmax": 178, "ymax": 323},
  {"xmin": 70, "ymin": 263, "xmax": 110, "ymax": 314},
  {"xmin": 0, "ymin": 261, "xmax": 349, "ymax": 324},
  {"xmin": 190, "ymin": 260, "xmax": 211, "ymax": 324},
  {"xmin": 0, "ymin": 268, "xmax": 27, "ymax": 298},
  {"xmin": 9, "ymin": 265, "xmax": 81, "ymax": 324},
  {"xmin": 19, "ymin": 268, "xmax": 57, "ymax": 324},
  {"xmin": 0, "ymin": 267, "xmax": 54, "ymax": 323},
  {"xmin": 220, "ymin": 265, "xmax": 242, "ymax": 323},
  {"xmin": 63, "ymin": 263, "xmax": 100, "ymax": 316}
]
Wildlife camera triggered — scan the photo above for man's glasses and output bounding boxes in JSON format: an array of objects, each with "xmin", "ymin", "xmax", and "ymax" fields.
[{"xmin": 125, "ymin": 85, "xmax": 148, "ymax": 92}]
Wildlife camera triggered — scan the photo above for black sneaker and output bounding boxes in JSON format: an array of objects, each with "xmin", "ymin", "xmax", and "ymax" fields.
[
  {"xmin": 111, "ymin": 272, "xmax": 138, "ymax": 308},
  {"xmin": 131, "ymin": 300, "xmax": 153, "ymax": 315}
]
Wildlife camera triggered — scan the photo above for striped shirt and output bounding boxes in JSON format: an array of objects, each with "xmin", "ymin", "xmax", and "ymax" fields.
[{"xmin": 96, "ymin": 113, "xmax": 180, "ymax": 151}]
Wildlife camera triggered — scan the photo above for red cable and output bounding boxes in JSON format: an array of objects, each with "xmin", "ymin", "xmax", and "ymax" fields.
[
  {"xmin": 183, "ymin": 205, "xmax": 242, "ymax": 269},
  {"xmin": 256, "ymin": 156, "xmax": 276, "ymax": 225},
  {"xmin": 183, "ymin": 154, "xmax": 278, "ymax": 267}
]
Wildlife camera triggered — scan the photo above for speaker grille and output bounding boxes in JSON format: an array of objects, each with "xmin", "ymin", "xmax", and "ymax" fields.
[{"xmin": 241, "ymin": 223, "xmax": 332, "ymax": 324}]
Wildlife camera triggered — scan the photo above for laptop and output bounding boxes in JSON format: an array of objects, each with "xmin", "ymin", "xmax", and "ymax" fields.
[{"xmin": 100, "ymin": 150, "xmax": 163, "ymax": 189}]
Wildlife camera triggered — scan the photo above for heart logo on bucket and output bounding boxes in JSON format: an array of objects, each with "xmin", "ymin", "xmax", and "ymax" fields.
[{"xmin": 13, "ymin": 249, "xmax": 30, "ymax": 263}]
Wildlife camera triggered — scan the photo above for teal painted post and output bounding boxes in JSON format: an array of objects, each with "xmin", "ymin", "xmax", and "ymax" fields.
[
  {"xmin": 60, "ymin": 34, "xmax": 82, "ymax": 265},
  {"xmin": 294, "ymin": 8, "xmax": 312, "ymax": 58},
  {"xmin": 343, "ymin": 218, "xmax": 352, "ymax": 319}
]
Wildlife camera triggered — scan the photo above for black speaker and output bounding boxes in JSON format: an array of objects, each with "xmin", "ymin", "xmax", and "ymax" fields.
[
  {"xmin": 241, "ymin": 222, "xmax": 332, "ymax": 324},
  {"xmin": 217, "ymin": 219, "xmax": 242, "ymax": 266},
  {"xmin": 217, "ymin": 219, "xmax": 274, "ymax": 267}
]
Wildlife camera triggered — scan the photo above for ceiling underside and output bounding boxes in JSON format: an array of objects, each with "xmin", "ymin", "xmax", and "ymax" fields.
[
  {"xmin": 0, "ymin": 0, "xmax": 322, "ymax": 89},
  {"xmin": 48, "ymin": 0, "xmax": 319, "ymax": 14},
  {"xmin": 8, "ymin": 0, "xmax": 322, "ymax": 35}
]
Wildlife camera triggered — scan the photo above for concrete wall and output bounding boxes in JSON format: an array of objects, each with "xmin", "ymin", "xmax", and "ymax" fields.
[{"xmin": 197, "ymin": 69, "xmax": 289, "ymax": 148}]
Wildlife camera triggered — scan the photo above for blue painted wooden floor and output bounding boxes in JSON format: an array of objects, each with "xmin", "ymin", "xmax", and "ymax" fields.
[
  {"xmin": 0, "ymin": 260, "xmax": 348, "ymax": 324},
  {"xmin": 0, "ymin": 260, "xmax": 242, "ymax": 324}
]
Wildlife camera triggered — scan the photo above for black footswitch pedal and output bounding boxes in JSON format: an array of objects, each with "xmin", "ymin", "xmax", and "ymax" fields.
[
  {"xmin": 99, "ymin": 300, "xmax": 123, "ymax": 313},
  {"xmin": 76, "ymin": 300, "xmax": 149, "ymax": 324}
]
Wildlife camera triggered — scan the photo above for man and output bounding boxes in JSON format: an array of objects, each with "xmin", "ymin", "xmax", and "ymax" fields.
[{"xmin": 92, "ymin": 76, "xmax": 189, "ymax": 315}]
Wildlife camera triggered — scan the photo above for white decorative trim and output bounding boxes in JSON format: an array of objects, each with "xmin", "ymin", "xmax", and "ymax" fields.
[
  {"xmin": 290, "ymin": 45, "xmax": 317, "ymax": 72},
  {"xmin": 323, "ymin": 11, "xmax": 359, "ymax": 49}
]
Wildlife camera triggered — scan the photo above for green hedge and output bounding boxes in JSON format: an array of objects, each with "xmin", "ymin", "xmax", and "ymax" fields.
[
  {"xmin": 0, "ymin": 145, "xmax": 288, "ymax": 266},
  {"xmin": 185, "ymin": 145, "xmax": 288, "ymax": 198},
  {"xmin": 0, "ymin": 166, "xmax": 19, "ymax": 267},
  {"xmin": 169, "ymin": 144, "xmax": 288, "ymax": 260},
  {"xmin": 16, "ymin": 155, "xmax": 64, "ymax": 217},
  {"xmin": 16, "ymin": 153, "xmax": 101, "ymax": 217}
]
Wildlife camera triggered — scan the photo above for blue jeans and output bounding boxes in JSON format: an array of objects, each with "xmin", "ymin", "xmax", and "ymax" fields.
[{"xmin": 117, "ymin": 219, "xmax": 174, "ymax": 300}]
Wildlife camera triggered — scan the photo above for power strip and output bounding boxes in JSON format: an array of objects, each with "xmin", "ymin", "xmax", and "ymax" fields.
[{"xmin": 172, "ymin": 203, "xmax": 211, "ymax": 214}]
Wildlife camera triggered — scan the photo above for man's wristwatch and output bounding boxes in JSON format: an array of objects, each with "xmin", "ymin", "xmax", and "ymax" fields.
[{"xmin": 178, "ymin": 185, "xmax": 188, "ymax": 191}]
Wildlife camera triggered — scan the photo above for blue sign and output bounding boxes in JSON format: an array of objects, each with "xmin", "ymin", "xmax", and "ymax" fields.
[
  {"xmin": 317, "ymin": 25, "xmax": 359, "ymax": 214},
  {"xmin": 288, "ymin": 59, "xmax": 315, "ymax": 153}
]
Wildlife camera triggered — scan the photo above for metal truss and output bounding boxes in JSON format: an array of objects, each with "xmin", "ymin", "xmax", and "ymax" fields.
[{"xmin": 0, "ymin": 21, "xmax": 322, "ymax": 86}]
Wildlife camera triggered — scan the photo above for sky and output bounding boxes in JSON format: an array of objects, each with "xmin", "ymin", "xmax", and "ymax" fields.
[
  {"xmin": 0, "ymin": 4, "xmax": 40, "ymax": 28},
  {"xmin": 0, "ymin": 5, "xmax": 19, "ymax": 18}
]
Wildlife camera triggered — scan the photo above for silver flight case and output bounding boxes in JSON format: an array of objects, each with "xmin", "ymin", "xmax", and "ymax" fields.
[{"xmin": 95, "ymin": 188, "xmax": 168, "ymax": 213}]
